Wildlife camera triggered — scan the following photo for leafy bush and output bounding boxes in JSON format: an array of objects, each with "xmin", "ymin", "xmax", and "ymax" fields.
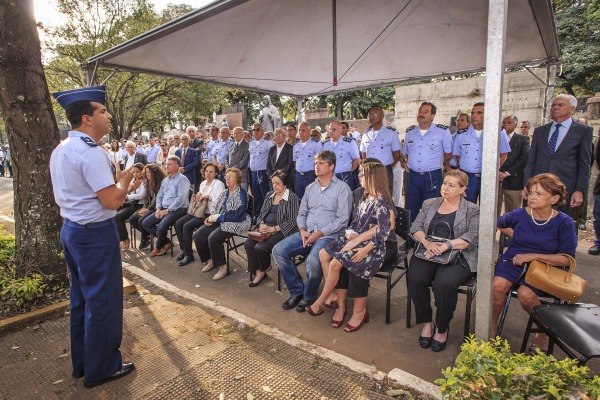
[
  {"xmin": 436, "ymin": 336, "xmax": 600, "ymax": 399},
  {"xmin": 0, "ymin": 228, "xmax": 16, "ymax": 267}
]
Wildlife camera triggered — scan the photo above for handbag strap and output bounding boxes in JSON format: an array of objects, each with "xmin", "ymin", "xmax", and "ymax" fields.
[
  {"xmin": 430, "ymin": 221, "xmax": 453, "ymax": 239},
  {"xmin": 541, "ymin": 253, "xmax": 576, "ymax": 282}
]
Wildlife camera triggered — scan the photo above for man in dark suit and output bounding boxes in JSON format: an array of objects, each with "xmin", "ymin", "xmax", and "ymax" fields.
[
  {"xmin": 523, "ymin": 94, "xmax": 593, "ymax": 216},
  {"xmin": 267, "ymin": 127, "xmax": 294, "ymax": 190},
  {"xmin": 186, "ymin": 126, "xmax": 204, "ymax": 192},
  {"xmin": 589, "ymin": 130, "xmax": 600, "ymax": 255},
  {"xmin": 175, "ymin": 133, "xmax": 199, "ymax": 190},
  {"xmin": 123, "ymin": 140, "xmax": 148, "ymax": 168},
  {"xmin": 498, "ymin": 115, "xmax": 530, "ymax": 216},
  {"xmin": 228, "ymin": 127, "xmax": 250, "ymax": 190}
]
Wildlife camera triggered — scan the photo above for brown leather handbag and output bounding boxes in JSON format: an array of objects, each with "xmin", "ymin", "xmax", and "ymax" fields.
[
  {"xmin": 247, "ymin": 229, "xmax": 273, "ymax": 243},
  {"xmin": 524, "ymin": 254, "xmax": 586, "ymax": 304}
]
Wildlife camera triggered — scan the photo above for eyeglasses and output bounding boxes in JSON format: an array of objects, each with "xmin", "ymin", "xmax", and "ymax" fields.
[
  {"xmin": 310, "ymin": 134, "xmax": 320, "ymax": 138},
  {"xmin": 253, "ymin": 128, "xmax": 262, "ymax": 132}
]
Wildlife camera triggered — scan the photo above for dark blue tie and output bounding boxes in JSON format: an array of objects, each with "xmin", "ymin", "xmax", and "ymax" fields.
[{"xmin": 548, "ymin": 123, "xmax": 562, "ymax": 155}]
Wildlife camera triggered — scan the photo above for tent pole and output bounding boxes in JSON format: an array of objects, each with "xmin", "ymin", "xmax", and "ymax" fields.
[
  {"xmin": 297, "ymin": 98, "xmax": 304, "ymax": 123},
  {"xmin": 332, "ymin": 0, "xmax": 337, "ymax": 86},
  {"xmin": 543, "ymin": 65, "xmax": 557, "ymax": 124},
  {"xmin": 475, "ymin": 0, "xmax": 508, "ymax": 341}
]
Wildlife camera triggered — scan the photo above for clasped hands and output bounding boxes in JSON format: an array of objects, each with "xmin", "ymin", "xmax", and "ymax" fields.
[
  {"xmin": 340, "ymin": 232, "xmax": 369, "ymax": 262},
  {"xmin": 258, "ymin": 223, "xmax": 276, "ymax": 234},
  {"xmin": 300, "ymin": 229, "xmax": 322, "ymax": 248},
  {"xmin": 422, "ymin": 240, "xmax": 451, "ymax": 259}
]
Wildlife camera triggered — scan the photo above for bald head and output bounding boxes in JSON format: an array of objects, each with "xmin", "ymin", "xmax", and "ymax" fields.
[{"xmin": 328, "ymin": 121, "xmax": 343, "ymax": 141}]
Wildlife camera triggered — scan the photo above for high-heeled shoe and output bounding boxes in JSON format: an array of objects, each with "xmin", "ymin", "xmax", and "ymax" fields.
[
  {"xmin": 306, "ymin": 305, "xmax": 324, "ymax": 316},
  {"xmin": 331, "ymin": 311, "xmax": 347, "ymax": 329},
  {"xmin": 431, "ymin": 328, "xmax": 449, "ymax": 352},
  {"xmin": 344, "ymin": 311, "xmax": 369, "ymax": 332},
  {"xmin": 322, "ymin": 300, "xmax": 339, "ymax": 310},
  {"xmin": 419, "ymin": 322, "xmax": 436, "ymax": 349}
]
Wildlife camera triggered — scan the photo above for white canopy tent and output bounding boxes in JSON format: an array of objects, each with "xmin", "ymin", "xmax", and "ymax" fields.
[{"xmin": 87, "ymin": 0, "xmax": 560, "ymax": 339}]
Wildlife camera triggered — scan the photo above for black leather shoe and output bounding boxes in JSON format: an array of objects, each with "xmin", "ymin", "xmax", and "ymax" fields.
[
  {"xmin": 178, "ymin": 255, "xmax": 195, "ymax": 266},
  {"xmin": 84, "ymin": 363, "xmax": 135, "ymax": 389},
  {"xmin": 72, "ymin": 371, "xmax": 84, "ymax": 379},
  {"xmin": 589, "ymin": 245, "xmax": 600, "ymax": 255},
  {"xmin": 419, "ymin": 335, "xmax": 434, "ymax": 349},
  {"xmin": 296, "ymin": 298, "xmax": 312, "ymax": 313},
  {"xmin": 139, "ymin": 240, "xmax": 150, "ymax": 250},
  {"xmin": 431, "ymin": 329, "xmax": 449, "ymax": 352},
  {"xmin": 176, "ymin": 251, "xmax": 185, "ymax": 261},
  {"xmin": 282, "ymin": 294, "xmax": 303, "ymax": 310}
]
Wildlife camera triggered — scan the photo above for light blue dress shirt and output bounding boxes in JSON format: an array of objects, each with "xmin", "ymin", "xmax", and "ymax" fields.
[
  {"xmin": 402, "ymin": 123, "xmax": 453, "ymax": 172},
  {"xmin": 145, "ymin": 144, "xmax": 160, "ymax": 163},
  {"xmin": 293, "ymin": 140, "xmax": 323, "ymax": 173},
  {"xmin": 204, "ymin": 139, "xmax": 218, "ymax": 161},
  {"xmin": 50, "ymin": 131, "xmax": 116, "ymax": 224},
  {"xmin": 249, "ymin": 137, "xmax": 274, "ymax": 171},
  {"xmin": 156, "ymin": 172, "xmax": 190, "ymax": 210},
  {"xmin": 323, "ymin": 137, "xmax": 360, "ymax": 173},
  {"xmin": 359, "ymin": 125, "xmax": 402, "ymax": 166},
  {"xmin": 452, "ymin": 125, "xmax": 511, "ymax": 173}
]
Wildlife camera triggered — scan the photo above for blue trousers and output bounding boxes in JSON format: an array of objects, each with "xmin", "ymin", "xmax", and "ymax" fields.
[
  {"xmin": 251, "ymin": 169, "xmax": 270, "ymax": 220},
  {"xmin": 464, "ymin": 172, "xmax": 481, "ymax": 204},
  {"xmin": 295, "ymin": 171, "xmax": 316, "ymax": 200},
  {"xmin": 336, "ymin": 171, "xmax": 354, "ymax": 189},
  {"xmin": 272, "ymin": 232, "xmax": 333, "ymax": 301},
  {"xmin": 407, "ymin": 169, "xmax": 443, "ymax": 223},
  {"xmin": 141, "ymin": 207, "xmax": 187, "ymax": 248},
  {"xmin": 60, "ymin": 218, "xmax": 123, "ymax": 384}
]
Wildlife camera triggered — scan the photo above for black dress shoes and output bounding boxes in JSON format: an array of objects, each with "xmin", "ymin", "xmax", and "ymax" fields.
[
  {"xmin": 419, "ymin": 335, "xmax": 434, "ymax": 349},
  {"xmin": 84, "ymin": 363, "xmax": 135, "ymax": 389},
  {"xmin": 176, "ymin": 251, "xmax": 185, "ymax": 261},
  {"xmin": 282, "ymin": 294, "xmax": 303, "ymax": 310},
  {"xmin": 139, "ymin": 240, "xmax": 151, "ymax": 250},
  {"xmin": 296, "ymin": 298, "xmax": 312, "ymax": 313},
  {"xmin": 589, "ymin": 245, "xmax": 600, "ymax": 255},
  {"xmin": 178, "ymin": 255, "xmax": 195, "ymax": 266},
  {"xmin": 72, "ymin": 371, "xmax": 84, "ymax": 379},
  {"xmin": 431, "ymin": 329, "xmax": 449, "ymax": 352}
]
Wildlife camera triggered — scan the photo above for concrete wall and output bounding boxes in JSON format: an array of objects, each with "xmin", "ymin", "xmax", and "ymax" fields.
[{"xmin": 393, "ymin": 69, "xmax": 547, "ymax": 138}]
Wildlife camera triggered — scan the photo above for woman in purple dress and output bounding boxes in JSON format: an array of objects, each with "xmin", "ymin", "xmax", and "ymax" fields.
[
  {"xmin": 491, "ymin": 173, "xmax": 577, "ymax": 352},
  {"xmin": 305, "ymin": 162, "xmax": 392, "ymax": 332}
]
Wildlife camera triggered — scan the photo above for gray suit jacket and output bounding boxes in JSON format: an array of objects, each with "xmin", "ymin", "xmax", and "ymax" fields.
[
  {"xmin": 410, "ymin": 197, "xmax": 480, "ymax": 272},
  {"xmin": 228, "ymin": 140, "xmax": 250, "ymax": 185},
  {"xmin": 523, "ymin": 119, "xmax": 593, "ymax": 195}
]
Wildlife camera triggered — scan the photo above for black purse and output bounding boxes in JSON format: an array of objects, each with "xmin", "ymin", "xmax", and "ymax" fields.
[{"xmin": 413, "ymin": 221, "xmax": 460, "ymax": 265}]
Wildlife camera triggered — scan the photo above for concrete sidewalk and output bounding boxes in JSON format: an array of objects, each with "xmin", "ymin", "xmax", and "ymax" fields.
[{"xmin": 0, "ymin": 272, "xmax": 438, "ymax": 399}]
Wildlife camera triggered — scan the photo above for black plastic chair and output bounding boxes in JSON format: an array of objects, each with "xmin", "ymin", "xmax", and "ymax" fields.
[
  {"xmin": 520, "ymin": 303, "xmax": 600, "ymax": 366},
  {"xmin": 225, "ymin": 193, "xmax": 253, "ymax": 274},
  {"xmin": 374, "ymin": 206, "xmax": 410, "ymax": 324}
]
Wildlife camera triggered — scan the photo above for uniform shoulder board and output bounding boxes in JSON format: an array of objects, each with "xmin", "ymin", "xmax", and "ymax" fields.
[
  {"xmin": 387, "ymin": 125, "xmax": 397, "ymax": 131},
  {"xmin": 80, "ymin": 136, "xmax": 99, "ymax": 147},
  {"xmin": 343, "ymin": 137, "xmax": 352, "ymax": 143},
  {"xmin": 457, "ymin": 128, "xmax": 468, "ymax": 134},
  {"xmin": 436, "ymin": 123, "xmax": 449, "ymax": 130},
  {"xmin": 405, "ymin": 125, "xmax": 416, "ymax": 133},
  {"xmin": 312, "ymin": 138, "xmax": 321, "ymax": 143}
]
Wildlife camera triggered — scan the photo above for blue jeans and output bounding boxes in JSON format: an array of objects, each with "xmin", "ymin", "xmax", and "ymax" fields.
[
  {"xmin": 593, "ymin": 194, "xmax": 600, "ymax": 246},
  {"xmin": 141, "ymin": 207, "xmax": 187, "ymax": 248},
  {"xmin": 272, "ymin": 232, "xmax": 333, "ymax": 301}
]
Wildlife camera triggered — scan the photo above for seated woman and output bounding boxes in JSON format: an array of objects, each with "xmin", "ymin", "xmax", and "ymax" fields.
[
  {"xmin": 115, "ymin": 163, "xmax": 146, "ymax": 250},
  {"xmin": 128, "ymin": 163, "xmax": 166, "ymax": 249},
  {"xmin": 244, "ymin": 170, "xmax": 300, "ymax": 287},
  {"xmin": 491, "ymin": 173, "xmax": 577, "ymax": 352},
  {"xmin": 306, "ymin": 162, "xmax": 392, "ymax": 333},
  {"xmin": 193, "ymin": 167, "xmax": 251, "ymax": 281},
  {"xmin": 408, "ymin": 170, "xmax": 479, "ymax": 352},
  {"xmin": 175, "ymin": 162, "xmax": 225, "ymax": 266}
]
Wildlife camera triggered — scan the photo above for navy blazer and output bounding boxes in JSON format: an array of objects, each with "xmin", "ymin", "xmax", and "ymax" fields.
[
  {"xmin": 175, "ymin": 147, "xmax": 199, "ymax": 185},
  {"xmin": 500, "ymin": 133, "xmax": 530, "ymax": 190},
  {"xmin": 523, "ymin": 119, "xmax": 593, "ymax": 195}
]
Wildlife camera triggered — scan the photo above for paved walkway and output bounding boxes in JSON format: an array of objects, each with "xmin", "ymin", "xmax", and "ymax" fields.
[{"xmin": 0, "ymin": 273, "xmax": 438, "ymax": 399}]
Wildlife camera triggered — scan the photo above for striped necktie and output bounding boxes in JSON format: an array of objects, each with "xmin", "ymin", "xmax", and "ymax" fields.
[{"xmin": 548, "ymin": 123, "xmax": 561, "ymax": 155}]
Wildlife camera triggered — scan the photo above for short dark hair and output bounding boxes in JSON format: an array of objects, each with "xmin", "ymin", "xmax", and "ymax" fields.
[
  {"xmin": 459, "ymin": 113, "xmax": 470, "ymax": 122},
  {"xmin": 341, "ymin": 121, "xmax": 349, "ymax": 129},
  {"xmin": 271, "ymin": 169, "xmax": 289, "ymax": 186},
  {"xmin": 420, "ymin": 101, "xmax": 437, "ymax": 115},
  {"xmin": 473, "ymin": 102, "xmax": 485, "ymax": 108},
  {"xmin": 287, "ymin": 124, "xmax": 297, "ymax": 130},
  {"xmin": 65, "ymin": 101, "xmax": 98, "ymax": 129}
]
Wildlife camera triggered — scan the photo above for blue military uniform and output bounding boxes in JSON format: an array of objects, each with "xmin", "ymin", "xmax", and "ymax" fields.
[
  {"xmin": 293, "ymin": 139, "xmax": 323, "ymax": 199},
  {"xmin": 403, "ymin": 123, "xmax": 453, "ymax": 222},
  {"xmin": 323, "ymin": 136, "xmax": 360, "ymax": 188},
  {"xmin": 50, "ymin": 85, "xmax": 127, "ymax": 386},
  {"xmin": 249, "ymin": 137, "xmax": 274, "ymax": 219},
  {"xmin": 203, "ymin": 139, "xmax": 218, "ymax": 162},
  {"xmin": 360, "ymin": 125, "xmax": 402, "ymax": 189},
  {"xmin": 453, "ymin": 125, "xmax": 511, "ymax": 203},
  {"xmin": 213, "ymin": 138, "xmax": 233, "ymax": 181}
]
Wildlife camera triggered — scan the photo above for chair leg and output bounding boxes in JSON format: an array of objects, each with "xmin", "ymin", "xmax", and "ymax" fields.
[
  {"xmin": 520, "ymin": 312, "xmax": 536, "ymax": 353},
  {"xmin": 277, "ymin": 269, "xmax": 282, "ymax": 292},
  {"xmin": 385, "ymin": 275, "xmax": 392, "ymax": 324},
  {"xmin": 464, "ymin": 288, "xmax": 474, "ymax": 339},
  {"xmin": 405, "ymin": 273, "xmax": 412, "ymax": 328},
  {"xmin": 169, "ymin": 226, "xmax": 174, "ymax": 257}
]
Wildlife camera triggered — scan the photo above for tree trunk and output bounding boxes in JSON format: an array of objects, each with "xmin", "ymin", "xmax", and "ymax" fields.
[{"xmin": 0, "ymin": 0, "xmax": 65, "ymax": 280}]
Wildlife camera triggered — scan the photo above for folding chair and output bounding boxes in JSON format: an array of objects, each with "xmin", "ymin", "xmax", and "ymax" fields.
[
  {"xmin": 373, "ymin": 206, "xmax": 410, "ymax": 324},
  {"xmin": 520, "ymin": 303, "xmax": 600, "ymax": 366},
  {"xmin": 226, "ymin": 193, "xmax": 253, "ymax": 274}
]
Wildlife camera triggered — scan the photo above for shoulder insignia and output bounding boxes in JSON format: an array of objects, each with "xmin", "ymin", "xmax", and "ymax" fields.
[
  {"xmin": 387, "ymin": 125, "xmax": 397, "ymax": 131},
  {"xmin": 406, "ymin": 125, "xmax": 416, "ymax": 133},
  {"xmin": 457, "ymin": 128, "xmax": 468, "ymax": 134},
  {"xmin": 312, "ymin": 138, "xmax": 321, "ymax": 143},
  {"xmin": 436, "ymin": 124, "xmax": 449, "ymax": 130},
  {"xmin": 80, "ymin": 136, "xmax": 98, "ymax": 147},
  {"xmin": 343, "ymin": 137, "xmax": 352, "ymax": 143}
]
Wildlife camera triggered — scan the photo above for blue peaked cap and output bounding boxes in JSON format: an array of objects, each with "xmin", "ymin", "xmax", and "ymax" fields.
[{"xmin": 52, "ymin": 85, "xmax": 106, "ymax": 109}]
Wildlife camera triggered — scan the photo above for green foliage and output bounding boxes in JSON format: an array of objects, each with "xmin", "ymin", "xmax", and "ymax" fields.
[
  {"xmin": 0, "ymin": 228, "xmax": 15, "ymax": 267},
  {"xmin": 325, "ymin": 86, "xmax": 396, "ymax": 119},
  {"xmin": 554, "ymin": 0, "xmax": 600, "ymax": 95},
  {"xmin": 436, "ymin": 336, "xmax": 600, "ymax": 399}
]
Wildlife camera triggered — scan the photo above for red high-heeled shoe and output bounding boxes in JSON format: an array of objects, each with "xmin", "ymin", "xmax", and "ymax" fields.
[
  {"xmin": 331, "ymin": 311, "xmax": 347, "ymax": 329},
  {"xmin": 344, "ymin": 311, "xmax": 369, "ymax": 333},
  {"xmin": 306, "ymin": 305, "xmax": 324, "ymax": 316}
]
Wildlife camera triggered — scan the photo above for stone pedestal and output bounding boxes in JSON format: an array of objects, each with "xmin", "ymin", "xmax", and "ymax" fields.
[{"xmin": 586, "ymin": 92, "xmax": 600, "ymax": 118}]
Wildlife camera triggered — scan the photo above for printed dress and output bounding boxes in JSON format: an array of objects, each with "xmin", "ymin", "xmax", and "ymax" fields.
[{"xmin": 325, "ymin": 195, "xmax": 391, "ymax": 280}]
